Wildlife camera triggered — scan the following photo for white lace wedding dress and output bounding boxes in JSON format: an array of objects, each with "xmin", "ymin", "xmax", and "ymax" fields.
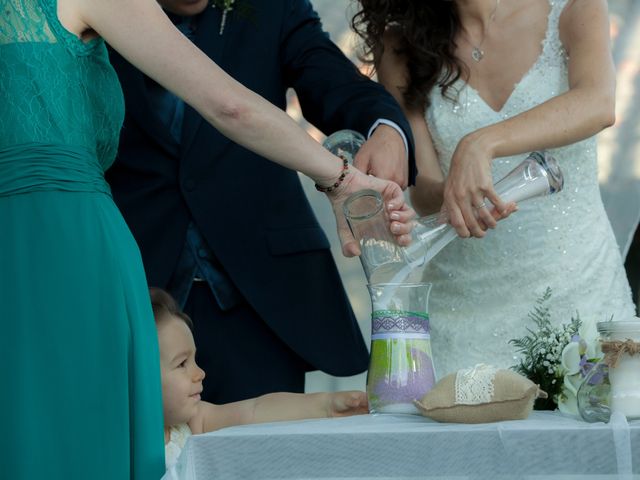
[{"xmin": 423, "ymin": 0, "xmax": 635, "ymax": 378}]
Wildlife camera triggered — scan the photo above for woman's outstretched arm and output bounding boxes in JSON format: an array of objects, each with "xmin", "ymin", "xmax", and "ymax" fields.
[{"xmin": 60, "ymin": 0, "xmax": 415, "ymax": 254}]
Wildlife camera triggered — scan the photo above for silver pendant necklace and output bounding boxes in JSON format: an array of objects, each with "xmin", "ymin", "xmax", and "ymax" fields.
[{"xmin": 464, "ymin": 0, "xmax": 501, "ymax": 62}]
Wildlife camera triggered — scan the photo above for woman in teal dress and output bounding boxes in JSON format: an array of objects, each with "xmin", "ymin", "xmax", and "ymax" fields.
[{"xmin": 0, "ymin": 0, "xmax": 414, "ymax": 478}]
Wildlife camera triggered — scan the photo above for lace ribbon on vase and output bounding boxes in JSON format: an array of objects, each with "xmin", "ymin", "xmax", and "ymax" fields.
[
  {"xmin": 371, "ymin": 310, "xmax": 430, "ymax": 340},
  {"xmin": 454, "ymin": 364, "xmax": 498, "ymax": 405}
]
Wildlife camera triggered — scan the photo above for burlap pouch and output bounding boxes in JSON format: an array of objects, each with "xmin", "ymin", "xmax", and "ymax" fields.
[{"xmin": 414, "ymin": 364, "xmax": 547, "ymax": 423}]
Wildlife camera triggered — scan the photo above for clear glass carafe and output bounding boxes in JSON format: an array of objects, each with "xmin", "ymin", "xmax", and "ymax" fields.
[
  {"xmin": 342, "ymin": 188, "xmax": 411, "ymax": 283},
  {"xmin": 366, "ymin": 282, "xmax": 435, "ymax": 414},
  {"xmin": 578, "ymin": 320, "xmax": 640, "ymax": 422},
  {"xmin": 403, "ymin": 150, "xmax": 564, "ymax": 268}
]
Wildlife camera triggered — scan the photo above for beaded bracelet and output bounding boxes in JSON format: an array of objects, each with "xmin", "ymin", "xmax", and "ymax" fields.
[{"xmin": 314, "ymin": 157, "xmax": 349, "ymax": 193}]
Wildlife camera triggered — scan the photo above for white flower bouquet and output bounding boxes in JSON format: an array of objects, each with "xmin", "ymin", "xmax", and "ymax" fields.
[{"xmin": 509, "ymin": 288, "xmax": 602, "ymax": 412}]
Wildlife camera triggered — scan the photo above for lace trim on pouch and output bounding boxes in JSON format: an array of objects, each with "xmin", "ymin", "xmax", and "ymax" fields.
[{"xmin": 454, "ymin": 364, "xmax": 498, "ymax": 405}]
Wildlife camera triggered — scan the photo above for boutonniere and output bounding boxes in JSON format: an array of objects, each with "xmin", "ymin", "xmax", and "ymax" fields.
[{"xmin": 210, "ymin": 0, "xmax": 236, "ymax": 35}]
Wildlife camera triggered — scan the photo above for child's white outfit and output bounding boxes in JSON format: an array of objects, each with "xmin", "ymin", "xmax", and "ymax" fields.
[{"xmin": 165, "ymin": 423, "xmax": 192, "ymax": 471}]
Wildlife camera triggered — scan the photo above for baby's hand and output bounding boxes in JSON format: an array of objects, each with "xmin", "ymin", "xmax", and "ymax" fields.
[{"xmin": 328, "ymin": 391, "xmax": 369, "ymax": 417}]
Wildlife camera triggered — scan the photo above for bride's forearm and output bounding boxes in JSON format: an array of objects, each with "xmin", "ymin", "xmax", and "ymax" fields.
[{"xmin": 474, "ymin": 87, "xmax": 615, "ymax": 160}]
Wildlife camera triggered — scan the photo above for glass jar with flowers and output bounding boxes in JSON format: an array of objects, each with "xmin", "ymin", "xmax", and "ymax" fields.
[{"xmin": 577, "ymin": 320, "xmax": 640, "ymax": 422}]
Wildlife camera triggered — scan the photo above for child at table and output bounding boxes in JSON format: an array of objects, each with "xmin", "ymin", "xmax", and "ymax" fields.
[{"xmin": 150, "ymin": 288, "xmax": 369, "ymax": 470}]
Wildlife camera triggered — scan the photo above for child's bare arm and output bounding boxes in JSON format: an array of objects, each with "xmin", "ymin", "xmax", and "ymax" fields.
[
  {"xmin": 190, "ymin": 391, "xmax": 368, "ymax": 434},
  {"xmin": 251, "ymin": 391, "xmax": 368, "ymax": 424}
]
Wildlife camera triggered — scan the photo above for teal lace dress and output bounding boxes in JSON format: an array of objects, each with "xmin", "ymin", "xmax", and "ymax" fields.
[{"xmin": 0, "ymin": 1, "xmax": 165, "ymax": 478}]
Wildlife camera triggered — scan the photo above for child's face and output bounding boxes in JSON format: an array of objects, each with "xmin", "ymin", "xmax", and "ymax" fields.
[{"xmin": 157, "ymin": 315, "xmax": 206, "ymax": 427}]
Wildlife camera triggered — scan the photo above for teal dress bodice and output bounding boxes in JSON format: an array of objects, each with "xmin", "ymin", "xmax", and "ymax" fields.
[
  {"xmin": 0, "ymin": 0, "xmax": 123, "ymax": 193},
  {"xmin": 0, "ymin": 0, "xmax": 124, "ymax": 157},
  {"xmin": 0, "ymin": 1, "xmax": 165, "ymax": 478}
]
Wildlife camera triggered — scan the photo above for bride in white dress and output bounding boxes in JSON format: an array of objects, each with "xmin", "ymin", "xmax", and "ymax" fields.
[{"xmin": 353, "ymin": 0, "xmax": 636, "ymax": 377}]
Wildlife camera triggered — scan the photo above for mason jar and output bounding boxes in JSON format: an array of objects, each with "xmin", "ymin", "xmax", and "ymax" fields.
[{"xmin": 578, "ymin": 320, "xmax": 640, "ymax": 422}]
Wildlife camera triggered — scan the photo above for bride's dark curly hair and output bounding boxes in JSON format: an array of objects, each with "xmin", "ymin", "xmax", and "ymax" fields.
[{"xmin": 352, "ymin": 0, "xmax": 466, "ymax": 109}]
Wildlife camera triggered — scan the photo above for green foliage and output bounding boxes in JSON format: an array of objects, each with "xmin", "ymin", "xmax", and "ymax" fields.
[{"xmin": 509, "ymin": 287, "xmax": 582, "ymax": 410}]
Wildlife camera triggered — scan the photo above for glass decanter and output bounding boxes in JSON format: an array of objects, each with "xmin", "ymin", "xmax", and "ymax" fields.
[
  {"xmin": 341, "ymin": 188, "xmax": 410, "ymax": 283},
  {"xmin": 402, "ymin": 150, "xmax": 564, "ymax": 269},
  {"xmin": 366, "ymin": 282, "xmax": 436, "ymax": 414},
  {"xmin": 325, "ymin": 129, "xmax": 565, "ymax": 283}
]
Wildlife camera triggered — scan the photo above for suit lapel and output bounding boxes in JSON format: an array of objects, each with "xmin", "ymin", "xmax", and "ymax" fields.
[{"xmin": 181, "ymin": 6, "xmax": 232, "ymax": 156}]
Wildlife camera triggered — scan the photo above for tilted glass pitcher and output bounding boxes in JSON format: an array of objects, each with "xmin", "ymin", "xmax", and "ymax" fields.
[{"xmin": 324, "ymin": 130, "xmax": 565, "ymax": 283}]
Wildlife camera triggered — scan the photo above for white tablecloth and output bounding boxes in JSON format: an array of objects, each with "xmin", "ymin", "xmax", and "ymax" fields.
[{"xmin": 163, "ymin": 411, "xmax": 640, "ymax": 479}]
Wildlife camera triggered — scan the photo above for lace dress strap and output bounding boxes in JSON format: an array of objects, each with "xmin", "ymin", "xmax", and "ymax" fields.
[
  {"xmin": 543, "ymin": 0, "xmax": 571, "ymax": 60},
  {"xmin": 37, "ymin": 0, "xmax": 102, "ymax": 55}
]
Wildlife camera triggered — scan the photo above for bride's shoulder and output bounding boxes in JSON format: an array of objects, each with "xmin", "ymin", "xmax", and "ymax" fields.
[
  {"xmin": 559, "ymin": 0, "xmax": 609, "ymax": 25},
  {"xmin": 558, "ymin": 0, "xmax": 610, "ymax": 51}
]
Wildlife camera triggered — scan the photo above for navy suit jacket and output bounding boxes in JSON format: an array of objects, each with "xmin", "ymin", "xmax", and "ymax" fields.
[{"xmin": 106, "ymin": 0, "xmax": 415, "ymax": 376}]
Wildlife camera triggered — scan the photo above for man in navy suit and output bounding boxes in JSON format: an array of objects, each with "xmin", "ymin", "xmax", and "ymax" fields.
[{"xmin": 107, "ymin": 0, "xmax": 415, "ymax": 403}]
